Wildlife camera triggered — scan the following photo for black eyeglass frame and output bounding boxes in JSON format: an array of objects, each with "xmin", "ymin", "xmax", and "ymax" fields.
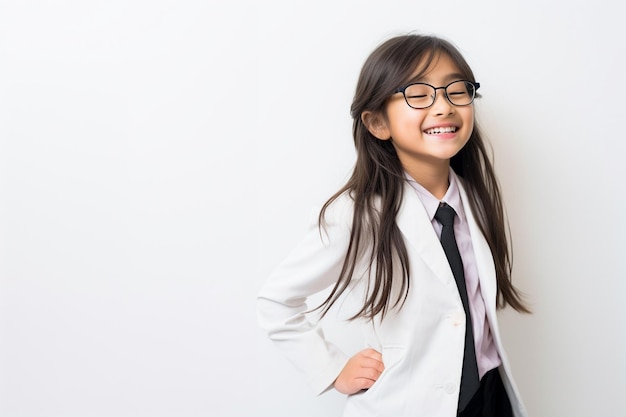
[{"xmin": 393, "ymin": 80, "xmax": 481, "ymax": 109}]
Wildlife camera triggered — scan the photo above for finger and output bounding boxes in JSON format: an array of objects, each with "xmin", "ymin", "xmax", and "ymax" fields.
[
  {"xmin": 361, "ymin": 348, "xmax": 384, "ymax": 362},
  {"xmin": 359, "ymin": 356, "xmax": 385, "ymax": 373},
  {"xmin": 359, "ymin": 366, "xmax": 383, "ymax": 381},
  {"xmin": 356, "ymin": 376, "xmax": 378, "ymax": 390}
]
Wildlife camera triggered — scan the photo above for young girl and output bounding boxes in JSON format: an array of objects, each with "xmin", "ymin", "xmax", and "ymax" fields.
[{"xmin": 257, "ymin": 33, "xmax": 530, "ymax": 417}]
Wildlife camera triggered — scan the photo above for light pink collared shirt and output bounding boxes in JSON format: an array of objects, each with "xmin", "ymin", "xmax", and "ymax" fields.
[{"xmin": 406, "ymin": 169, "xmax": 501, "ymax": 379}]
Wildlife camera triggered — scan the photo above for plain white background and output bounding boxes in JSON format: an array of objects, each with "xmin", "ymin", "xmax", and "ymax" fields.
[{"xmin": 1, "ymin": 1, "xmax": 624, "ymax": 416}]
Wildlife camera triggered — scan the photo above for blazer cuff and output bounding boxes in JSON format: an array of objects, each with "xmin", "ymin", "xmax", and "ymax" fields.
[{"xmin": 309, "ymin": 352, "xmax": 349, "ymax": 396}]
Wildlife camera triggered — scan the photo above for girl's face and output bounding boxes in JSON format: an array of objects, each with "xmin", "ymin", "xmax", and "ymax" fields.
[{"xmin": 370, "ymin": 53, "xmax": 474, "ymax": 177}]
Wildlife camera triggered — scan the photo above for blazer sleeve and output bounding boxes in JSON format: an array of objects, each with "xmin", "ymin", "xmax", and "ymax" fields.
[{"xmin": 256, "ymin": 196, "xmax": 354, "ymax": 395}]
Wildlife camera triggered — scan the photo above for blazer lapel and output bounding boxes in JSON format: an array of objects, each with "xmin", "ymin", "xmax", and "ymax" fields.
[{"xmin": 396, "ymin": 182, "xmax": 455, "ymax": 287}]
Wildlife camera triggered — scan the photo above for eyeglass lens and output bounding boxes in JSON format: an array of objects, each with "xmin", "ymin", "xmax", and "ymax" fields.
[{"xmin": 404, "ymin": 81, "xmax": 476, "ymax": 109}]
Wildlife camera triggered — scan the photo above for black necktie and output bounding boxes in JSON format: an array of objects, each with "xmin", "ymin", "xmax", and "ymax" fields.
[{"xmin": 434, "ymin": 203, "xmax": 480, "ymax": 411}]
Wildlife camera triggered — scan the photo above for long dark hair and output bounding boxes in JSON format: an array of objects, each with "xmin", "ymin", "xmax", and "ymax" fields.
[{"xmin": 315, "ymin": 34, "xmax": 530, "ymax": 320}]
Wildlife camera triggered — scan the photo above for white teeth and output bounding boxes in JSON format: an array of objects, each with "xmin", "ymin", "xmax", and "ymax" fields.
[{"xmin": 425, "ymin": 126, "xmax": 457, "ymax": 134}]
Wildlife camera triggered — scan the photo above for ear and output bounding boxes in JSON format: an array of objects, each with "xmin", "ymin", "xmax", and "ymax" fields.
[{"xmin": 361, "ymin": 111, "xmax": 391, "ymax": 140}]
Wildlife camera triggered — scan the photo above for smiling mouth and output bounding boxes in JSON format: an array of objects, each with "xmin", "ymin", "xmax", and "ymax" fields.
[{"xmin": 424, "ymin": 126, "xmax": 457, "ymax": 135}]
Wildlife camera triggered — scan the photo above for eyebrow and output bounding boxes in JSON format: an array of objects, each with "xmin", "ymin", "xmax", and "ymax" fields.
[{"xmin": 405, "ymin": 72, "xmax": 466, "ymax": 85}]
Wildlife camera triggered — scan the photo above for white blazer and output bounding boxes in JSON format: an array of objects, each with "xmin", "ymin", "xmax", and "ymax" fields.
[{"xmin": 257, "ymin": 178, "xmax": 528, "ymax": 417}]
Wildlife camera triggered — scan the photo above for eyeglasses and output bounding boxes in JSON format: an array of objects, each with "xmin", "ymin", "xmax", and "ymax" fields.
[{"xmin": 394, "ymin": 80, "xmax": 480, "ymax": 109}]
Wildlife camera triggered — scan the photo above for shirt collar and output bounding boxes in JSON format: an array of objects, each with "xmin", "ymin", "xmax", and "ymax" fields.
[{"xmin": 405, "ymin": 168, "xmax": 466, "ymax": 224}]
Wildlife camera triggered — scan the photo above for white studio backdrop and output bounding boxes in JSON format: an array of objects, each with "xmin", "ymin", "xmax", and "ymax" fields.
[{"xmin": 0, "ymin": 1, "xmax": 624, "ymax": 416}]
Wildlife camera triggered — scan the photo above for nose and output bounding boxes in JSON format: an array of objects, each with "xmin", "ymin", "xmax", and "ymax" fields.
[{"xmin": 431, "ymin": 87, "xmax": 454, "ymax": 115}]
